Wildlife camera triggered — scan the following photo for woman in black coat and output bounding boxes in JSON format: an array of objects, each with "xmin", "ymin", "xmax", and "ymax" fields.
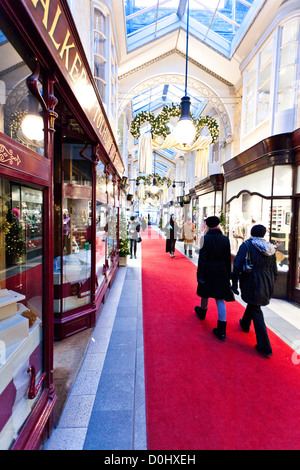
[
  {"xmin": 231, "ymin": 224, "xmax": 277, "ymax": 356},
  {"xmin": 195, "ymin": 216, "xmax": 233, "ymax": 341},
  {"xmin": 165, "ymin": 215, "xmax": 179, "ymax": 258}
]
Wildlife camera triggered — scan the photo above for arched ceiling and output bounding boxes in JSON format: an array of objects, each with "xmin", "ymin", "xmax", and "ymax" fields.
[{"xmin": 110, "ymin": 0, "xmax": 284, "ymax": 178}]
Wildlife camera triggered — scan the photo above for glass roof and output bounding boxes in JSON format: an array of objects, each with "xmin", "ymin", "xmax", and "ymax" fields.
[
  {"xmin": 124, "ymin": 0, "xmax": 262, "ymax": 57},
  {"xmin": 132, "ymin": 84, "xmax": 207, "ymax": 118}
]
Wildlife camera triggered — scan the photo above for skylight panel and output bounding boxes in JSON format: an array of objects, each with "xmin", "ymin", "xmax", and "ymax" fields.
[
  {"xmin": 123, "ymin": 0, "xmax": 259, "ymax": 57},
  {"xmin": 125, "ymin": 0, "xmax": 180, "ymax": 37}
]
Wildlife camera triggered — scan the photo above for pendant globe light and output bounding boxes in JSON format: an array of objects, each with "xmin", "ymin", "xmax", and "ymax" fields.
[{"xmin": 173, "ymin": 0, "xmax": 196, "ymax": 146}]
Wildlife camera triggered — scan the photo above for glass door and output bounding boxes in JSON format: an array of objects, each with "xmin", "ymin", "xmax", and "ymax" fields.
[{"xmin": 293, "ymin": 199, "xmax": 300, "ymax": 303}]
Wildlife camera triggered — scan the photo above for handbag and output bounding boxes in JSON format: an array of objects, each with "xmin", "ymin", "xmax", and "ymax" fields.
[
  {"xmin": 242, "ymin": 242, "xmax": 253, "ymax": 273},
  {"xmin": 137, "ymin": 237, "xmax": 142, "ymax": 243}
]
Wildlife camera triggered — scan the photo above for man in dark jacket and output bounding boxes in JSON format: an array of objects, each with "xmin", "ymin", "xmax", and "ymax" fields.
[
  {"xmin": 231, "ymin": 224, "xmax": 277, "ymax": 356},
  {"xmin": 195, "ymin": 216, "xmax": 233, "ymax": 341}
]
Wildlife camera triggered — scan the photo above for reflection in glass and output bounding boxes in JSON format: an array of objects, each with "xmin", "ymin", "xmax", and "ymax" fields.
[
  {"xmin": 96, "ymin": 202, "xmax": 106, "ymax": 292},
  {"xmin": 0, "ymin": 26, "xmax": 44, "ymax": 155},
  {"xmin": 195, "ymin": 192, "xmax": 222, "ymax": 245},
  {"xmin": 226, "ymin": 192, "xmax": 291, "ymax": 274},
  {"xmin": 53, "ymin": 143, "xmax": 93, "ymax": 313}
]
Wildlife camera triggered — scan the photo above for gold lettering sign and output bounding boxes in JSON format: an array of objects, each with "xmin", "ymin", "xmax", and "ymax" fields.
[{"xmin": 25, "ymin": 0, "xmax": 124, "ymax": 176}]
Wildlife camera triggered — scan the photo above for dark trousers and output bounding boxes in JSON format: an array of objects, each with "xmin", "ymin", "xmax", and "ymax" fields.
[
  {"xmin": 169, "ymin": 239, "xmax": 176, "ymax": 253},
  {"xmin": 130, "ymin": 239, "xmax": 137, "ymax": 256},
  {"xmin": 241, "ymin": 304, "xmax": 272, "ymax": 353}
]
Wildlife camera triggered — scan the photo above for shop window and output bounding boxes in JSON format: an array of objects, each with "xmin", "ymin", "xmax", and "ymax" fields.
[
  {"xmin": 227, "ymin": 193, "xmax": 271, "ymax": 254},
  {"xmin": 226, "ymin": 192, "xmax": 291, "ymax": 276},
  {"xmin": 96, "ymin": 161, "xmax": 106, "ymax": 293},
  {"xmin": 96, "ymin": 201, "xmax": 106, "ymax": 292},
  {"xmin": 110, "ymin": 42, "xmax": 118, "ymax": 126},
  {"xmin": 276, "ymin": 19, "xmax": 299, "ymax": 113},
  {"xmin": 0, "ymin": 26, "xmax": 44, "ymax": 155},
  {"xmin": 257, "ymin": 40, "xmax": 272, "ymax": 126},
  {"xmin": 195, "ymin": 192, "xmax": 222, "ymax": 245},
  {"xmin": 270, "ymin": 199, "xmax": 291, "ymax": 274},
  {"xmin": 54, "ymin": 142, "xmax": 93, "ymax": 313},
  {"xmin": 106, "ymin": 174, "xmax": 116, "ymax": 266},
  {"xmin": 0, "ymin": 178, "xmax": 44, "ymax": 449},
  {"xmin": 243, "ymin": 38, "xmax": 273, "ymax": 135},
  {"xmin": 243, "ymin": 58, "xmax": 257, "ymax": 135},
  {"xmin": 93, "ymin": 8, "xmax": 107, "ymax": 101}
]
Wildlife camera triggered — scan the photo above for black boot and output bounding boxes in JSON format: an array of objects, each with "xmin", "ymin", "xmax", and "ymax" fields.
[
  {"xmin": 194, "ymin": 306, "xmax": 207, "ymax": 320},
  {"xmin": 213, "ymin": 320, "xmax": 227, "ymax": 341},
  {"xmin": 239, "ymin": 319, "xmax": 250, "ymax": 333},
  {"xmin": 189, "ymin": 250, "xmax": 193, "ymax": 258}
]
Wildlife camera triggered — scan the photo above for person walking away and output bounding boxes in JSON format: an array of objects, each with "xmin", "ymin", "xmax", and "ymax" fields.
[
  {"xmin": 182, "ymin": 217, "xmax": 196, "ymax": 258},
  {"xmin": 195, "ymin": 216, "xmax": 233, "ymax": 341},
  {"xmin": 165, "ymin": 214, "xmax": 179, "ymax": 258},
  {"xmin": 128, "ymin": 216, "xmax": 140, "ymax": 259},
  {"xmin": 231, "ymin": 224, "xmax": 277, "ymax": 357}
]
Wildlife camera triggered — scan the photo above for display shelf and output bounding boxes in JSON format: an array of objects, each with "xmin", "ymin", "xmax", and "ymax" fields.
[
  {"xmin": 0, "ymin": 314, "xmax": 29, "ymax": 349},
  {"xmin": 0, "ymin": 291, "xmax": 26, "ymax": 320},
  {"xmin": 0, "ymin": 317, "xmax": 42, "ymax": 393}
]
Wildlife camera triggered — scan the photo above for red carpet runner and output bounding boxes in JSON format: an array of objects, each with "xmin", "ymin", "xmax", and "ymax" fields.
[{"xmin": 141, "ymin": 227, "xmax": 300, "ymax": 450}]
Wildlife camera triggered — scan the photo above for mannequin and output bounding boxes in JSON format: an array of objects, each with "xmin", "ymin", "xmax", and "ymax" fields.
[{"xmin": 233, "ymin": 217, "xmax": 245, "ymax": 252}]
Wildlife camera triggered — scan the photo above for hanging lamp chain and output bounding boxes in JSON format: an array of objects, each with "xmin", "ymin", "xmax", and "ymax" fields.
[{"xmin": 185, "ymin": 0, "xmax": 190, "ymax": 96}]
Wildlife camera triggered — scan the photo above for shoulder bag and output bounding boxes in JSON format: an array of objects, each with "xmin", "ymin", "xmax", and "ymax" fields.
[{"xmin": 242, "ymin": 241, "xmax": 253, "ymax": 274}]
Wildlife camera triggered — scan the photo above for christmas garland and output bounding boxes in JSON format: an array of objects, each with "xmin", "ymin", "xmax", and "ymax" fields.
[
  {"xmin": 137, "ymin": 173, "xmax": 172, "ymax": 188},
  {"xmin": 143, "ymin": 193, "xmax": 160, "ymax": 202},
  {"xmin": 130, "ymin": 104, "xmax": 219, "ymax": 144}
]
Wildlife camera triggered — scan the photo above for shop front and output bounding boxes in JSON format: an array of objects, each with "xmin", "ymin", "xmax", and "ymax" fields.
[
  {"xmin": 0, "ymin": 0, "xmax": 124, "ymax": 450},
  {"xmin": 193, "ymin": 174, "xmax": 224, "ymax": 246},
  {"xmin": 291, "ymin": 128, "xmax": 300, "ymax": 304},
  {"xmin": 223, "ymin": 133, "xmax": 295, "ymax": 300}
]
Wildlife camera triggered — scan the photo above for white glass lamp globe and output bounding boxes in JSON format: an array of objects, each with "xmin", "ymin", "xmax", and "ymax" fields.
[
  {"xmin": 21, "ymin": 114, "xmax": 44, "ymax": 142},
  {"xmin": 173, "ymin": 117, "xmax": 196, "ymax": 145}
]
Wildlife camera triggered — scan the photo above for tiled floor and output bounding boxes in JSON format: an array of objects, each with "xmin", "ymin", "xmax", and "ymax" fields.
[
  {"xmin": 45, "ymin": 259, "xmax": 146, "ymax": 450},
  {"xmin": 44, "ymin": 229, "xmax": 300, "ymax": 450}
]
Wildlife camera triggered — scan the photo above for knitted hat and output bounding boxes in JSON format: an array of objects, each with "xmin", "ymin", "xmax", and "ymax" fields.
[
  {"xmin": 251, "ymin": 224, "xmax": 266, "ymax": 237},
  {"xmin": 205, "ymin": 216, "xmax": 220, "ymax": 228}
]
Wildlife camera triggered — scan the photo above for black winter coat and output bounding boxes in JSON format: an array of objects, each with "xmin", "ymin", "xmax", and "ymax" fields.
[
  {"xmin": 197, "ymin": 228, "xmax": 232, "ymax": 301},
  {"xmin": 232, "ymin": 239, "xmax": 277, "ymax": 306},
  {"xmin": 165, "ymin": 219, "xmax": 180, "ymax": 253}
]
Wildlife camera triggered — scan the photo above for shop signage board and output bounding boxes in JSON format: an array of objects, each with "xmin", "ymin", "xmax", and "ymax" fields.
[{"xmin": 22, "ymin": 0, "xmax": 125, "ymax": 177}]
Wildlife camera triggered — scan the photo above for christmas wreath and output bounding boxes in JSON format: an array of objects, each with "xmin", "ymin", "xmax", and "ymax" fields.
[{"xmin": 130, "ymin": 111, "xmax": 157, "ymax": 139}]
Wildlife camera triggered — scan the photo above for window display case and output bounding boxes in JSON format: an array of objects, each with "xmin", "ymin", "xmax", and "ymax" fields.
[
  {"xmin": 96, "ymin": 160, "xmax": 107, "ymax": 295},
  {"xmin": 225, "ymin": 166, "xmax": 292, "ymax": 299},
  {"xmin": 193, "ymin": 175, "xmax": 224, "ymax": 246},
  {"xmin": 0, "ymin": 0, "xmax": 124, "ymax": 449},
  {"xmin": 195, "ymin": 191, "xmax": 222, "ymax": 245},
  {"xmin": 0, "ymin": 178, "xmax": 44, "ymax": 450},
  {"xmin": 53, "ymin": 130, "xmax": 95, "ymax": 333}
]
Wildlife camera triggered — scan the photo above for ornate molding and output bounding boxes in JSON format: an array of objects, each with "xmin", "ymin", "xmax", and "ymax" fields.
[
  {"xmin": 119, "ymin": 52, "xmax": 232, "ymax": 138},
  {"xmin": 0, "ymin": 144, "xmax": 21, "ymax": 166},
  {"xmin": 118, "ymin": 48, "xmax": 233, "ymax": 86}
]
